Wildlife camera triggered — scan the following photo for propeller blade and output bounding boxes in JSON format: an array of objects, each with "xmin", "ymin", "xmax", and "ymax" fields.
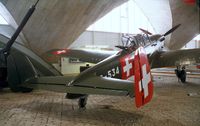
[
  {"xmin": 139, "ymin": 28, "xmax": 152, "ymax": 35},
  {"xmin": 115, "ymin": 45, "xmax": 128, "ymax": 50},
  {"xmin": 163, "ymin": 24, "xmax": 181, "ymax": 36}
]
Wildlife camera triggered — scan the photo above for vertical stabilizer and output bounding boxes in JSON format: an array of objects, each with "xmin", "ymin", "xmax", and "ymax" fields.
[{"xmin": 134, "ymin": 47, "xmax": 153, "ymax": 108}]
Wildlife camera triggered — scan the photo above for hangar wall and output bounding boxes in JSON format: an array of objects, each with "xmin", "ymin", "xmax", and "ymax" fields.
[
  {"xmin": 61, "ymin": 57, "xmax": 94, "ymax": 75},
  {"xmin": 72, "ymin": 31, "xmax": 200, "ymax": 50},
  {"xmin": 182, "ymin": 35, "xmax": 200, "ymax": 49},
  {"xmin": 0, "ymin": 25, "xmax": 24, "ymax": 44},
  {"xmin": 61, "ymin": 31, "xmax": 200, "ymax": 75},
  {"xmin": 70, "ymin": 31, "xmax": 122, "ymax": 50}
]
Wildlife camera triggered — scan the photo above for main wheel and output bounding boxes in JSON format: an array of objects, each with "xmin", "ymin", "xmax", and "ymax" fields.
[
  {"xmin": 180, "ymin": 70, "xmax": 186, "ymax": 83},
  {"xmin": 78, "ymin": 96, "xmax": 88, "ymax": 109}
]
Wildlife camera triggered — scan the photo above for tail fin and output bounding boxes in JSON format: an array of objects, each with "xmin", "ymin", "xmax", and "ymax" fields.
[{"xmin": 134, "ymin": 47, "xmax": 153, "ymax": 108}]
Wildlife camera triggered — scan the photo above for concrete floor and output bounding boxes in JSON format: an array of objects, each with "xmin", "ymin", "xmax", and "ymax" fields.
[{"xmin": 0, "ymin": 75, "xmax": 200, "ymax": 126}]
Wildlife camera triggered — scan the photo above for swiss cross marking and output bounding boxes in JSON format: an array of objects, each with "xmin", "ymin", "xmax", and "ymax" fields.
[
  {"xmin": 123, "ymin": 58, "xmax": 132, "ymax": 76},
  {"xmin": 139, "ymin": 64, "xmax": 151, "ymax": 98}
]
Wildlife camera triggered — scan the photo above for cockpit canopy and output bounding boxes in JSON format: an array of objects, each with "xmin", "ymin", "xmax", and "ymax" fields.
[{"xmin": 121, "ymin": 33, "xmax": 152, "ymax": 48}]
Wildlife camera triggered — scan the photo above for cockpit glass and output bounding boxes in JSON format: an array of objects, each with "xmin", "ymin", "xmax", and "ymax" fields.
[{"xmin": 121, "ymin": 33, "xmax": 152, "ymax": 48}]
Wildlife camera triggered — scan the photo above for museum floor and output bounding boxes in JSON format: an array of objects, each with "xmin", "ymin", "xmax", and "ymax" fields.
[{"xmin": 0, "ymin": 73, "xmax": 200, "ymax": 126}]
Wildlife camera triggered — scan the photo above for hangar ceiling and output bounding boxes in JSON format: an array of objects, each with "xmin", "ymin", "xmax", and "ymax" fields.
[
  {"xmin": 168, "ymin": 0, "xmax": 199, "ymax": 49},
  {"xmin": 1, "ymin": 0, "xmax": 199, "ymax": 55},
  {"xmin": 134, "ymin": 0, "xmax": 199, "ymax": 50},
  {"xmin": 2, "ymin": 0, "xmax": 127, "ymax": 54}
]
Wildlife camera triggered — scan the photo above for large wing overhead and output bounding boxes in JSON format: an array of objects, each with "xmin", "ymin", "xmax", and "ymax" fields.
[
  {"xmin": 150, "ymin": 48, "xmax": 200, "ymax": 68},
  {"xmin": 48, "ymin": 49, "xmax": 117, "ymax": 63}
]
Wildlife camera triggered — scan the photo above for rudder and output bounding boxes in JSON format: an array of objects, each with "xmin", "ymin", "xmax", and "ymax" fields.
[{"xmin": 134, "ymin": 47, "xmax": 153, "ymax": 108}]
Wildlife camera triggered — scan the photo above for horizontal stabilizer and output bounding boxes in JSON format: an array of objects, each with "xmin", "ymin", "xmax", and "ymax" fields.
[
  {"xmin": 23, "ymin": 75, "xmax": 75, "ymax": 92},
  {"xmin": 70, "ymin": 76, "xmax": 133, "ymax": 96},
  {"xmin": 65, "ymin": 86, "xmax": 129, "ymax": 96}
]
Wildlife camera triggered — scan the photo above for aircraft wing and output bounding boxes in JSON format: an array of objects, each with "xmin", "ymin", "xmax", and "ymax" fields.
[
  {"xmin": 48, "ymin": 49, "xmax": 117, "ymax": 63},
  {"xmin": 150, "ymin": 48, "xmax": 200, "ymax": 68}
]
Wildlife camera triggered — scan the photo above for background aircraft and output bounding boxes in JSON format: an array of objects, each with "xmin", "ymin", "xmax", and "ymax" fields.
[
  {"xmin": 50, "ymin": 24, "xmax": 200, "ymax": 83},
  {"xmin": 0, "ymin": 1, "xmax": 199, "ymax": 109},
  {"xmin": 36, "ymin": 23, "xmax": 200, "ymax": 108}
]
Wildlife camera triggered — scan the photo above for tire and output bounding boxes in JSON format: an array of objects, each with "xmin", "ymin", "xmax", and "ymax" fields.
[
  {"xmin": 78, "ymin": 96, "xmax": 88, "ymax": 108},
  {"xmin": 180, "ymin": 70, "xmax": 186, "ymax": 83}
]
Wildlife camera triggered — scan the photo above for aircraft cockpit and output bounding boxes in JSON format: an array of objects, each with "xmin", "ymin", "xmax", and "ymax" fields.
[{"xmin": 121, "ymin": 33, "xmax": 152, "ymax": 49}]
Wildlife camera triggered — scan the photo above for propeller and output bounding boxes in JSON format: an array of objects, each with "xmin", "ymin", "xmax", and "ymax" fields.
[
  {"xmin": 139, "ymin": 28, "xmax": 152, "ymax": 35},
  {"xmin": 139, "ymin": 24, "xmax": 181, "ymax": 42},
  {"xmin": 163, "ymin": 24, "xmax": 181, "ymax": 36},
  {"xmin": 116, "ymin": 24, "xmax": 181, "ymax": 50}
]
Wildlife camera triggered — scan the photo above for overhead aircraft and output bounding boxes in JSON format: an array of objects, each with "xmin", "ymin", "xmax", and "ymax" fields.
[
  {"xmin": 50, "ymin": 23, "xmax": 198, "ymax": 84},
  {"xmin": 0, "ymin": 0, "xmax": 199, "ymax": 109}
]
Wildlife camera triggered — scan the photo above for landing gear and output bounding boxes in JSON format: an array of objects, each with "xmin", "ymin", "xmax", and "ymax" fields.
[
  {"xmin": 0, "ymin": 64, "xmax": 33, "ymax": 92},
  {"xmin": 65, "ymin": 93, "xmax": 88, "ymax": 109},
  {"xmin": 175, "ymin": 66, "xmax": 186, "ymax": 83},
  {"xmin": 78, "ymin": 65, "xmax": 89, "ymax": 109},
  {"xmin": 180, "ymin": 69, "xmax": 186, "ymax": 83},
  {"xmin": 0, "ymin": 67, "xmax": 8, "ymax": 89},
  {"xmin": 78, "ymin": 95, "xmax": 88, "ymax": 109}
]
